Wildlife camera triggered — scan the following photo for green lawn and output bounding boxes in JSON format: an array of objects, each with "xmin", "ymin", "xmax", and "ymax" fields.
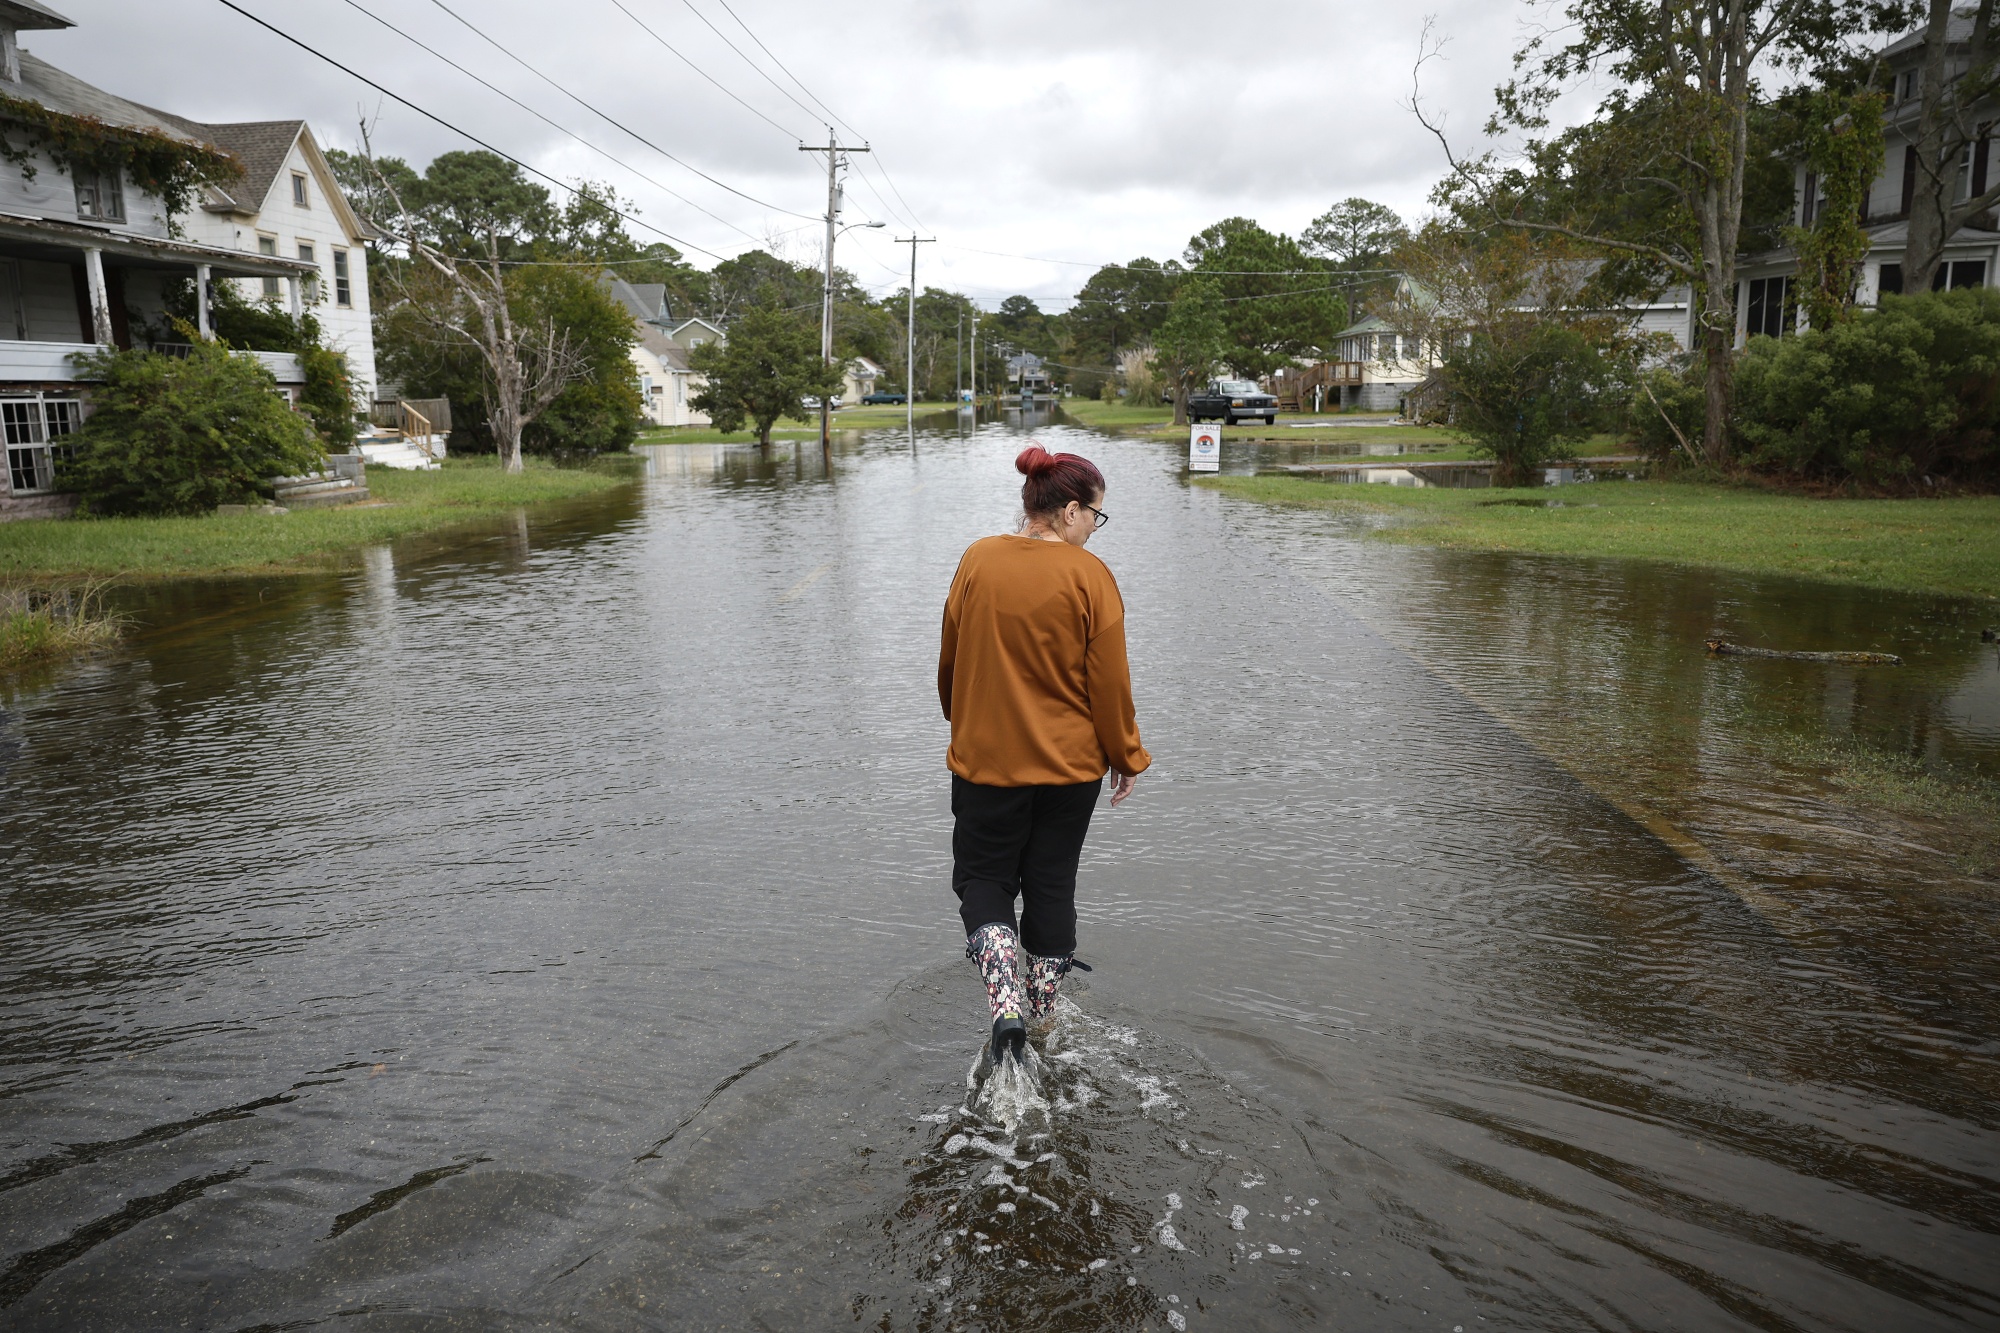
[
  {"xmin": 1197, "ymin": 474, "xmax": 2000, "ymax": 601},
  {"xmin": 0, "ymin": 455, "xmax": 635, "ymax": 582}
]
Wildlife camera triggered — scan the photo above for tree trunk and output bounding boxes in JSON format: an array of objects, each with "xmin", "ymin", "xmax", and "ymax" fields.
[
  {"xmin": 1172, "ymin": 383, "xmax": 1188, "ymax": 426},
  {"xmin": 1903, "ymin": 0, "xmax": 1963, "ymax": 294}
]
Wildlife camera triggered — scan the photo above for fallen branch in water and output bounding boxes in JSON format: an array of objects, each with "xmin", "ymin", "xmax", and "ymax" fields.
[{"xmin": 1705, "ymin": 638, "xmax": 1902, "ymax": 666}]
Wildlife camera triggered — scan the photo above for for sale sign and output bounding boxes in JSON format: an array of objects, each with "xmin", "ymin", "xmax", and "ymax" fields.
[{"xmin": 1189, "ymin": 424, "xmax": 1220, "ymax": 472}]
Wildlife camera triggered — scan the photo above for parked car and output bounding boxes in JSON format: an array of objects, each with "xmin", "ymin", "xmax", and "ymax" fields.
[
  {"xmin": 800, "ymin": 395, "xmax": 846, "ymax": 410},
  {"xmin": 1186, "ymin": 378, "xmax": 1277, "ymax": 425},
  {"xmin": 860, "ymin": 391, "xmax": 907, "ymax": 405}
]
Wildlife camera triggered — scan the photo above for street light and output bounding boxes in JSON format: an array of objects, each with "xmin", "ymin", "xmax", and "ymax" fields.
[{"xmin": 819, "ymin": 220, "xmax": 886, "ymax": 453}]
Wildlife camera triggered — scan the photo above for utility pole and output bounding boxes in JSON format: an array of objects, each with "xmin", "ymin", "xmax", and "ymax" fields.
[
  {"xmin": 969, "ymin": 310, "xmax": 979, "ymax": 406},
  {"xmin": 799, "ymin": 128, "xmax": 869, "ymax": 456},
  {"xmin": 955, "ymin": 310, "xmax": 962, "ymax": 401},
  {"xmin": 896, "ymin": 235, "xmax": 934, "ymax": 436}
]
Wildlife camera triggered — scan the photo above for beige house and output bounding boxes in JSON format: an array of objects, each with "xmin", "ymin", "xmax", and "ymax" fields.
[
  {"xmin": 602, "ymin": 273, "xmax": 726, "ymax": 427},
  {"xmin": 843, "ymin": 356, "xmax": 882, "ymax": 404}
]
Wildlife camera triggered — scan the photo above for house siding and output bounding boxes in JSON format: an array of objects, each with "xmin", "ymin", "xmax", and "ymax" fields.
[
  {"xmin": 0, "ymin": 143, "xmax": 172, "ymax": 239},
  {"xmin": 175, "ymin": 132, "xmax": 379, "ymax": 399}
]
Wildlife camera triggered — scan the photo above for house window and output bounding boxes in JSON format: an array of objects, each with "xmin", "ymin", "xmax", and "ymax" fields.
[
  {"xmin": 1933, "ymin": 259, "xmax": 1988, "ymax": 290},
  {"xmin": 1745, "ymin": 276, "xmax": 1794, "ymax": 338},
  {"xmin": 332, "ymin": 249, "xmax": 351, "ymax": 306},
  {"xmin": 3, "ymin": 396, "xmax": 83, "ymax": 494},
  {"xmin": 1879, "ymin": 263, "xmax": 1905, "ymax": 295},
  {"xmin": 1896, "ymin": 69, "xmax": 1920, "ymax": 103},
  {"xmin": 1957, "ymin": 143, "xmax": 1976, "ymax": 202},
  {"xmin": 258, "ymin": 235, "xmax": 280, "ymax": 298},
  {"xmin": 292, "ymin": 172, "xmax": 309, "ymax": 207},
  {"xmin": 74, "ymin": 164, "xmax": 124, "ymax": 222},
  {"xmin": 297, "ymin": 241, "xmax": 317, "ymax": 300}
]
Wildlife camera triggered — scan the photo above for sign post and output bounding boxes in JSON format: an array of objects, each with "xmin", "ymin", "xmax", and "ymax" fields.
[{"xmin": 1188, "ymin": 423, "xmax": 1221, "ymax": 472}]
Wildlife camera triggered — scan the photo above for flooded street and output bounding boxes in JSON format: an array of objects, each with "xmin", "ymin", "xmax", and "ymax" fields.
[{"xmin": 3, "ymin": 412, "xmax": 1997, "ymax": 1330}]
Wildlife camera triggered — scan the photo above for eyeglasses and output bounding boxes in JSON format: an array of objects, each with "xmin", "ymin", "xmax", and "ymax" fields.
[{"xmin": 1081, "ymin": 503, "xmax": 1109, "ymax": 530}]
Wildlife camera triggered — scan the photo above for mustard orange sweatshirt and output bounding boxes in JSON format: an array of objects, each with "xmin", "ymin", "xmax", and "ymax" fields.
[{"xmin": 938, "ymin": 534, "xmax": 1151, "ymax": 786}]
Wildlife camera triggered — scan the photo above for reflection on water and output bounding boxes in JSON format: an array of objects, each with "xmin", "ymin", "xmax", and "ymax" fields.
[{"xmin": 2, "ymin": 420, "xmax": 1996, "ymax": 1329}]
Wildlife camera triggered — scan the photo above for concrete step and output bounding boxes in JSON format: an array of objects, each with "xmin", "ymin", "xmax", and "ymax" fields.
[{"xmin": 277, "ymin": 485, "xmax": 372, "ymax": 509}]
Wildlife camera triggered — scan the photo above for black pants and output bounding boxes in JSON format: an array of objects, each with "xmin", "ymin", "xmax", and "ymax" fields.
[{"xmin": 951, "ymin": 774, "xmax": 1101, "ymax": 957}]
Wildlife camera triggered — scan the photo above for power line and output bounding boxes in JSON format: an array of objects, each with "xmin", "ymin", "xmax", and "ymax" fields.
[
  {"xmin": 703, "ymin": 0, "xmax": 929, "ymax": 233},
  {"xmin": 336, "ymin": 0, "xmax": 767, "ymax": 245},
  {"xmin": 711, "ymin": 0, "xmax": 864, "ymax": 143},
  {"xmin": 672, "ymin": 0, "xmax": 824, "ymax": 127},
  {"xmin": 419, "ymin": 0, "xmax": 817, "ymax": 223},
  {"xmin": 603, "ymin": 0, "xmax": 806, "ymax": 141},
  {"xmin": 211, "ymin": 0, "xmax": 726, "ymax": 261}
]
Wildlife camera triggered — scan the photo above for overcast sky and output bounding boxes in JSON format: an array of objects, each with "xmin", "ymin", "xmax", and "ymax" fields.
[{"xmin": 52, "ymin": 0, "xmax": 1574, "ymax": 310}]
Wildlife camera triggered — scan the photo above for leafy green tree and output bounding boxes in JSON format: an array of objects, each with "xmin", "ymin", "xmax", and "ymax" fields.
[
  {"xmin": 1302, "ymin": 198, "xmax": 1408, "ymax": 330},
  {"xmin": 1067, "ymin": 258, "xmax": 1182, "ymax": 388},
  {"xmin": 1150, "ymin": 277, "xmax": 1227, "ymax": 426},
  {"xmin": 1302, "ymin": 199, "xmax": 1409, "ymax": 271},
  {"xmin": 1787, "ymin": 88, "xmax": 1885, "ymax": 331},
  {"xmin": 158, "ymin": 279, "xmax": 357, "ymax": 449},
  {"xmin": 1436, "ymin": 0, "xmax": 1908, "ymax": 464},
  {"xmin": 364, "ymin": 148, "xmax": 614, "ymax": 468},
  {"xmin": 1187, "ymin": 220, "xmax": 1343, "ymax": 380},
  {"xmin": 689, "ymin": 304, "xmax": 842, "ymax": 444},
  {"xmin": 1395, "ymin": 225, "xmax": 1643, "ymax": 486},
  {"xmin": 61, "ymin": 341, "xmax": 323, "ymax": 516}
]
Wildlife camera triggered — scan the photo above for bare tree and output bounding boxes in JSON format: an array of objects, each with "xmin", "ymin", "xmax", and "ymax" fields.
[
  {"xmin": 360, "ymin": 131, "xmax": 588, "ymax": 473},
  {"xmin": 1903, "ymin": 0, "xmax": 2000, "ymax": 293}
]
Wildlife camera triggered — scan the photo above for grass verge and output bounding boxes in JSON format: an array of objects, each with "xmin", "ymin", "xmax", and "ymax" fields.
[
  {"xmin": 0, "ymin": 582, "xmax": 123, "ymax": 669},
  {"xmin": 1195, "ymin": 474, "xmax": 2000, "ymax": 601},
  {"xmin": 638, "ymin": 404, "xmax": 951, "ymax": 444},
  {"xmin": 1771, "ymin": 733, "xmax": 2000, "ymax": 878},
  {"xmin": 0, "ymin": 455, "xmax": 635, "ymax": 582}
]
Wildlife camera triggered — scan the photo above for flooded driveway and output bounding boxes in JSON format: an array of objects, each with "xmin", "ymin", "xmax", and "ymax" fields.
[{"xmin": 3, "ymin": 413, "xmax": 1996, "ymax": 1330}]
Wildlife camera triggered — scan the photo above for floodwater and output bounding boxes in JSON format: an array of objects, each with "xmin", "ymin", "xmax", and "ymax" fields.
[{"xmin": 2, "ymin": 410, "xmax": 1996, "ymax": 1331}]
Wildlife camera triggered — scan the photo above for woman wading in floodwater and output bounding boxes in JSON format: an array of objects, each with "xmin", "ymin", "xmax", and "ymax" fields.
[{"xmin": 937, "ymin": 444, "xmax": 1151, "ymax": 1063}]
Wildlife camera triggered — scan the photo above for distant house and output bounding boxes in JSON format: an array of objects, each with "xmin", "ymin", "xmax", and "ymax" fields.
[
  {"xmin": 0, "ymin": 0, "xmax": 319, "ymax": 517},
  {"xmin": 1329, "ymin": 274, "xmax": 1694, "ymax": 413},
  {"xmin": 843, "ymin": 355, "xmax": 882, "ymax": 404},
  {"xmin": 1004, "ymin": 352, "xmax": 1053, "ymax": 398},
  {"xmin": 142, "ymin": 113, "xmax": 380, "ymax": 400},
  {"xmin": 1326, "ymin": 314, "xmax": 1429, "ymax": 411},
  {"xmin": 600, "ymin": 272, "xmax": 723, "ymax": 427}
]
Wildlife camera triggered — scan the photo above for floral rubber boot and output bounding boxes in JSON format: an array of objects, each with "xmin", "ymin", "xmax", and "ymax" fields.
[
  {"xmin": 968, "ymin": 923, "xmax": 1028, "ymax": 1061},
  {"xmin": 1025, "ymin": 953, "xmax": 1074, "ymax": 1034}
]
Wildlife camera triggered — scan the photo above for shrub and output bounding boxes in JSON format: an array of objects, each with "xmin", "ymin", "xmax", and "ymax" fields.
[
  {"xmin": 159, "ymin": 279, "xmax": 358, "ymax": 450},
  {"xmin": 61, "ymin": 342, "xmax": 324, "ymax": 516},
  {"xmin": 1441, "ymin": 320, "xmax": 1634, "ymax": 485},
  {"xmin": 1732, "ymin": 289, "xmax": 2000, "ymax": 488},
  {"xmin": 1628, "ymin": 360, "xmax": 1707, "ymax": 464}
]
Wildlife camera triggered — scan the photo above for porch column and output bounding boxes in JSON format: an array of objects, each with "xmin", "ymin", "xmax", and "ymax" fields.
[
  {"xmin": 287, "ymin": 273, "xmax": 302, "ymax": 319},
  {"xmin": 195, "ymin": 263, "xmax": 212, "ymax": 339},
  {"xmin": 82, "ymin": 247, "xmax": 114, "ymax": 345}
]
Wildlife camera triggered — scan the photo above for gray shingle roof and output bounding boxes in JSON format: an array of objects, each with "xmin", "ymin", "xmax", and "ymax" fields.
[
  {"xmin": 139, "ymin": 111, "xmax": 304, "ymax": 213},
  {"xmin": 8, "ymin": 51, "xmax": 206, "ymax": 144},
  {"xmin": 600, "ymin": 272, "xmax": 672, "ymax": 325}
]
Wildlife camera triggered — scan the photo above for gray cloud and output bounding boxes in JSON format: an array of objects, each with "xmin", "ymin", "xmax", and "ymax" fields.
[{"xmin": 48, "ymin": 0, "xmax": 1540, "ymax": 305}]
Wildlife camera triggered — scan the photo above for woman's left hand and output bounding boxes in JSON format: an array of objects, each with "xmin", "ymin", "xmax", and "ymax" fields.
[{"xmin": 1108, "ymin": 771, "xmax": 1138, "ymax": 807}]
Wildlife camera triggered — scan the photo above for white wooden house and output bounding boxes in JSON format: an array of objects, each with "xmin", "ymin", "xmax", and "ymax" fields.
[
  {"xmin": 1737, "ymin": 16, "xmax": 2000, "ymax": 341},
  {"xmin": 144, "ymin": 114, "xmax": 380, "ymax": 400},
  {"xmin": 0, "ymin": 0, "xmax": 318, "ymax": 517}
]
